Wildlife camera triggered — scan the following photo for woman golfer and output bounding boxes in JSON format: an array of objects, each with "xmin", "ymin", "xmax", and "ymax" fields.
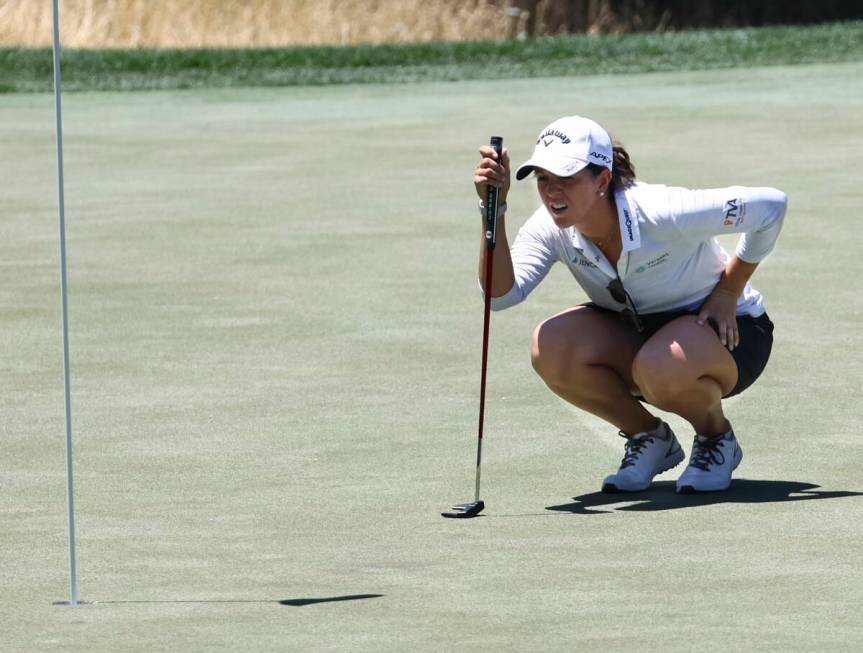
[{"xmin": 473, "ymin": 115, "xmax": 786, "ymax": 493}]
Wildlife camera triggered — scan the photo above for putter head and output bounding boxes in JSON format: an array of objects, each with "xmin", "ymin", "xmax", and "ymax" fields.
[{"xmin": 441, "ymin": 500, "xmax": 485, "ymax": 519}]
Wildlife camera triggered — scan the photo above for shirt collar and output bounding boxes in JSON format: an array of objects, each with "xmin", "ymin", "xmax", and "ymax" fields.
[
  {"xmin": 565, "ymin": 191, "xmax": 642, "ymax": 253},
  {"xmin": 565, "ymin": 224, "xmax": 616, "ymax": 277},
  {"xmin": 568, "ymin": 225, "xmax": 591, "ymax": 252}
]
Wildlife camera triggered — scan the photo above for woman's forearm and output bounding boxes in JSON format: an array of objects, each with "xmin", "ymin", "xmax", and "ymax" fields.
[{"xmin": 715, "ymin": 255, "xmax": 759, "ymax": 298}]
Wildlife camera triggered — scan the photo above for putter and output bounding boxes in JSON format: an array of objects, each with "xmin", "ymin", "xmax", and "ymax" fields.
[{"xmin": 442, "ymin": 136, "xmax": 503, "ymax": 519}]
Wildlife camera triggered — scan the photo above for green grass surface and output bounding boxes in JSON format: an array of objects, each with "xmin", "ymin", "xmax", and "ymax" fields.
[
  {"xmin": 2, "ymin": 61, "xmax": 863, "ymax": 651},
  {"xmin": 2, "ymin": 21, "xmax": 863, "ymax": 93}
]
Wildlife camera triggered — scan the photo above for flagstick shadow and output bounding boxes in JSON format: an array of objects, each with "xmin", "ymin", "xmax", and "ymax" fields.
[
  {"xmin": 280, "ymin": 594, "xmax": 384, "ymax": 606},
  {"xmin": 61, "ymin": 594, "xmax": 384, "ymax": 607},
  {"xmin": 546, "ymin": 479, "xmax": 863, "ymax": 514}
]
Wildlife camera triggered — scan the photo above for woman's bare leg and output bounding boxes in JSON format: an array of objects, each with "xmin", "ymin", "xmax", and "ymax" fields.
[
  {"xmin": 531, "ymin": 306, "xmax": 656, "ymax": 435},
  {"xmin": 632, "ymin": 316, "xmax": 738, "ymax": 436}
]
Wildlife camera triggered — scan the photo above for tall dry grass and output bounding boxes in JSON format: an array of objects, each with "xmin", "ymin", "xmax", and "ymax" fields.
[{"xmin": 0, "ymin": 0, "xmax": 512, "ymax": 48}]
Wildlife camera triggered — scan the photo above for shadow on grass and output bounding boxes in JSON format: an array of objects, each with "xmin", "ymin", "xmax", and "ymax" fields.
[
  {"xmin": 90, "ymin": 594, "xmax": 383, "ymax": 607},
  {"xmin": 280, "ymin": 594, "xmax": 383, "ymax": 606},
  {"xmin": 546, "ymin": 480, "xmax": 863, "ymax": 514}
]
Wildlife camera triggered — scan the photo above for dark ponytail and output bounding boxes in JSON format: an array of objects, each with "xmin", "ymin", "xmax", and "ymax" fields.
[
  {"xmin": 610, "ymin": 144, "xmax": 636, "ymax": 190},
  {"xmin": 587, "ymin": 142, "xmax": 636, "ymax": 196}
]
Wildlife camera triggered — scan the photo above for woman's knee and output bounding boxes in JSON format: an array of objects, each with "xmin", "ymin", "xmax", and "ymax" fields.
[
  {"xmin": 530, "ymin": 319, "xmax": 567, "ymax": 383},
  {"xmin": 632, "ymin": 324, "xmax": 734, "ymax": 406},
  {"xmin": 530, "ymin": 315, "xmax": 592, "ymax": 386},
  {"xmin": 632, "ymin": 344, "xmax": 691, "ymax": 403},
  {"xmin": 531, "ymin": 307, "xmax": 639, "ymax": 387}
]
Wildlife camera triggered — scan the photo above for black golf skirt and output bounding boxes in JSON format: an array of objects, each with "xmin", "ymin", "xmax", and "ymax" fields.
[{"xmin": 587, "ymin": 304, "xmax": 774, "ymax": 398}]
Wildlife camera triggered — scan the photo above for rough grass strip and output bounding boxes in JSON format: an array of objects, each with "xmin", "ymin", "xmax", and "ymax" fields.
[{"xmin": 1, "ymin": 21, "xmax": 862, "ymax": 93}]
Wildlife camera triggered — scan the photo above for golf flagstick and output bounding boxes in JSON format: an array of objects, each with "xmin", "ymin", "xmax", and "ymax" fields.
[
  {"xmin": 49, "ymin": 0, "xmax": 86, "ymax": 607},
  {"xmin": 442, "ymin": 136, "xmax": 503, "ymax": 519}
]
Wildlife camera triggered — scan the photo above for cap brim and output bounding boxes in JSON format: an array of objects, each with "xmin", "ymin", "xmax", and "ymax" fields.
[{"xmin": 515, "ymin": 157, "xmax": 588, "ymax": 181}]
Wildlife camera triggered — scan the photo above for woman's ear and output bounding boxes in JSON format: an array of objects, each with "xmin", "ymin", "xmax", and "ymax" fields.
[{"xmin": 599, "ymin": 168, "xmax": 612, "ymax": 195}]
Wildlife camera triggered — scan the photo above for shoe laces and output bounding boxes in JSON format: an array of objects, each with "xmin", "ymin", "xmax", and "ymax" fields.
[
  {"xmin": 689, "ymin": 435, "xmax": 728, "ymax": 471},
  {"xmin": 618, "ymin": 432, "xmax": 654, "ymax": 469}
]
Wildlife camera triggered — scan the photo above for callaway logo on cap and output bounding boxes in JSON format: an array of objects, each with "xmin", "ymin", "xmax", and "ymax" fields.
[{"xmin": 515, "ymin": 115, "xmax": 613, "ymax": 180}]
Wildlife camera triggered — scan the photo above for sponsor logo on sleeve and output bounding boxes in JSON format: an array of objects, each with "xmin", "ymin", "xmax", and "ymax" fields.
[{"xmin": 723, "ymin": 198, "xmax": 746, "ymax": 227}]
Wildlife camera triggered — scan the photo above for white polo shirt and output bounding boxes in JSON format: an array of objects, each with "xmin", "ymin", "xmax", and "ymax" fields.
[{"xmin": 489, "ymin": 182, "xmax": 787, "ymax": 316}]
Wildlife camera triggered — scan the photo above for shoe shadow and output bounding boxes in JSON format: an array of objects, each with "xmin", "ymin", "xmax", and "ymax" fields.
[{"xmin": 546, "ymin": 480, "xmax": 863, "ymax": 514}]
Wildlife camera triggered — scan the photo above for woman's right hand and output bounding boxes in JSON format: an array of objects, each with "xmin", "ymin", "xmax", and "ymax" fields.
[{"xmin": 474, "ymin": 145, "xmax": 511, "ymax": 205}]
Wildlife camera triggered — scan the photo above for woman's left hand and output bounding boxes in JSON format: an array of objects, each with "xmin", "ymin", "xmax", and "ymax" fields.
[{"xmin": 697, "ymin": 288, "xmax": 740, "ymax": 350}]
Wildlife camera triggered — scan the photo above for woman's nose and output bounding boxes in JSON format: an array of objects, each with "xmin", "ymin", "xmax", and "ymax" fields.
[{"xmin": 546, "ymin": 181, "xmax": 564, "ymax": 194}]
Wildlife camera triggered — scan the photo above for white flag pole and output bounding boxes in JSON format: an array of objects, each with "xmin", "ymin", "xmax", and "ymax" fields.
[{"xmin": 51, "ymin": 0, "xmax": 79, "ymax": 607}]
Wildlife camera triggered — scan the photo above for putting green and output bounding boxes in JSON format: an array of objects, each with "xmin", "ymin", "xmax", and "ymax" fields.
[{"xmin": 2, "ymin": 62, "xmax": 862, "ymax": 652}]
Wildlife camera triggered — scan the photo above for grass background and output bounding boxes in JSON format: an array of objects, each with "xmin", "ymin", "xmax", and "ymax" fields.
[
  {"xmin": 2, "ymin": 21, "xmax": 863, "ymax": 93},
  {"xmin": 2, "ymin": 56, "xmax": 863, "ymax": 650}
]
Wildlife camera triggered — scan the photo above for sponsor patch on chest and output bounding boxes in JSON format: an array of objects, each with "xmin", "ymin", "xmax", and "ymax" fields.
[
  {"xmin": 634, "ymin": 252, "xmax": 670, "ymax": 273},
  {"xmin": 571, "ymin": 254, "xmax": 598, "ymax": 269}
]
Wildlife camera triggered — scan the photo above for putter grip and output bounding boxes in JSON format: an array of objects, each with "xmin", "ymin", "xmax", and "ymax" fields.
[{"xmin": 485, "ymin": 136, "xmax": 503, "ymax": 251}]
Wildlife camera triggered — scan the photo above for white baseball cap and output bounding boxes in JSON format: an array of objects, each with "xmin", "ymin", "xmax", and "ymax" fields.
[{"xmin": 515, "ymin": 115, "xmax": 613, "ymax": 180}]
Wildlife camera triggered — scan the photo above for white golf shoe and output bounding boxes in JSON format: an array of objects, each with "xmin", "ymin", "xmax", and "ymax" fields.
[
  {"xmin": 602, "ymin": 421, "xmax": 685, "ymax": 493},
  {"xmin": 676, "ymin": 430, "xmax": 743, "ymax": 494}
]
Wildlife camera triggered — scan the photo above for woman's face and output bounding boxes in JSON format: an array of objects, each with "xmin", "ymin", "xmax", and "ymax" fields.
[{"xmin": 535, "ymin": 167, "xmax": 606, "ymax": 229}]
